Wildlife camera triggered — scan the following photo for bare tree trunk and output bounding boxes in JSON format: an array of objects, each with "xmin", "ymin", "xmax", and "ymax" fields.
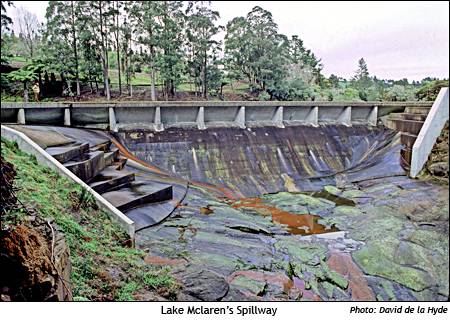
[
  {"xmin": 115, "ymin": 1, "xmax": 122, "ymax": 95},
  {"xmin": 202, "ymin": 51, "xmax": 207, "ymax": 99},
  {"xmin": 99, "ymin": 2, "xmax": 110, "ymax": 100},
  {"xmin": 150, "ymin": 67, "xmax": 156, "ymax": 101},
  {"xmin": 150, "ymin": 43, "xmax": 156, "ymax": 101},
  {"xmin": 23, "ymin": 82, "xmax": 29, "ymax": 102},
  {"xmin": 71, "ymin": 1, "xmax": 81, "ymax": 97}
]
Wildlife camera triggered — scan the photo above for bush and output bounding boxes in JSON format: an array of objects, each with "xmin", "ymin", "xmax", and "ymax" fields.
[
  {"xmin": 415, "ymin": 80, "xmax": 449, "ymax": 101},
  {"xmin": 258, "ymin": 91, "xmax": 270, "ymax": 101}
]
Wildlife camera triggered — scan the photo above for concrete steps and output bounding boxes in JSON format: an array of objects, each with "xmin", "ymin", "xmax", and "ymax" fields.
[
  {"xmin": 41, "ymin": 131, "xmax": 176, "ymax": 229},
  {"xmin": 46, "ymin": 143, "xmax": 89, "ymax": 163},
  {"xmin": 388, "ymin": 119, "xmax": 425, "ymax": 135},
  {"xmin": 400, "ymin": 132, "xmax": 418, "ymax": 149},
  {"xmin": 101, "ymin": 184, "xmax": 173, "ymax": 212},
  {"xmin": 404, "ymin": 106, "xmax": 432, "ymax": 114},
  {"xmin": 91, "ymin": 141, "xmax": 112, "ymax": 152},
  {"xmin": 88, "ymin": 166, "xmax": 135, "ymax": 193},
  {"xmin": 103, "ymin": 147, "xmax": 120, "ymax": 166},
  {"xmin": 388, "ymin": 112, "xmax": 427, "ymax": 121},
  {"xmin": 386, "ymin": 106, "xmax": 431, "ymax": 169},
  {"xmin": 63, "ymin": 150, "xmax": 106, "ymax": 182}
]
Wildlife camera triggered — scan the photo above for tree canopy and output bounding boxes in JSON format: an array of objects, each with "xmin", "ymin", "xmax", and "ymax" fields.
[{"xmin": 0, "ymin": 2, "xmax": 447, "ymax": 102}]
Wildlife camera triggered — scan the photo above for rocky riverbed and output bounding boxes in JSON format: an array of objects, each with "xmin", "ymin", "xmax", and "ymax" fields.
[{"xmin": 136, "ymin": 175, "xmax": 449, "ymax": 301}]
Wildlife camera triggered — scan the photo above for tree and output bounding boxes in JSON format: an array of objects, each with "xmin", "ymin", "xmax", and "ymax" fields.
[
  {"xmin": 112, "ymin": 1, "xmax": 122, "ymax": 95},
  {"xmin": 329, "ymin": 74, "xmax": 340, "ymax": 88},
  {"xmin": 225, "ymin": 6, "xmax": 289, "ymax": 96},
  {"xmin": 185, "ymin": 1, "xmax": 222, "ymax": 98},
  {"xmin": 15, "ymin": 6, "xmax": 40, "ymax": 59},
  {"xmin": 1, "ymin": 1, "xmax": 14, "ymax": 65},
  {"xmin": 1, "ymin": 1, "xmax": 13, "ymax": 33},
  {"xmin": 120, "ymin": 16, "xmax": 134, "ymax": 96},
  {"xmin": 127, "ymin": 1, "xmax": 161, "ymax": 100},
  {"xmin": 287, "ymin": 35, "xmax": 323, "ymax": 85},
  {"xmin": 8, "ymin": 61, "xmax": 45, "ymax": 101},
  {"xmin": 416, "ymin": 79, "xmax": 449, "ymax": 101},
  {"xmin": 352, "ymin": 58, "xmax": 372, "ymax": 101},
  {"xmin": 44, "ymin": 1, "xmax": 82, "ymax": 97},
  {"xmin": 156, "ymin": 1, "xmax": 185, "ymax": 100}
]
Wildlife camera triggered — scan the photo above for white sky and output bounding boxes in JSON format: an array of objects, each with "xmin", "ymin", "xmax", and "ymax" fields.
[{"xmin": 8, "ymin": 1, "xmax": 450, "ymax": 81}]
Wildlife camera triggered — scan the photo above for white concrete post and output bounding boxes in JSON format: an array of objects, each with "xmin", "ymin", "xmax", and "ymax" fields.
[
  {"xmin": 197, "ymin": 106, "xmax": 206, "ymax": 130},
  {"xmin": 273, "ymin": 106, "xmax": 285, "ymax": 128},
  {"xmin": 235, "ymin": 106, "xmax": 246, "ymax": 129},
  {"xmin": 305, "ymin": 106, "xmax": 318, "ymax": 127},
  {"xmin": 109, "ymin": 107, "xmax": 117, "ymax": 132},
  {"xmin": 367, "ymin": 106, "xmax": 378, "ymax": 126},
  {"xmin": 154, "ymin": 106, "xmax": 164, "ymax": 132},
  {"xmin": 17, "ymin": 108, "xmax": 26, "ymax": 124},
  {"xmin": 338, "ymin": 106, "xmax": 352, "ymax": 126},
  {"xmin": 64, "ymin": 108, "xmax": 71, "ymax": 126},
  {"xmin": 410, "ymin": 87, "xmax": 449, "ymax": 178}
]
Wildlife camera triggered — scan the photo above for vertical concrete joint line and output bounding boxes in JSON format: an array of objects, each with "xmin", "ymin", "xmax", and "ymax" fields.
[
  {"xmin": 64, "ymin": 108, "xmax": 71, "ymax": 126},
  {"xmin": 197, "ymin": 106, "xmax": 206, "ymax": 130},
  {"xmin": 236, "ymin": 106, "xmax": 246, "ymax": 128},
  {"xmin": 154, "ymin": 106, "xmax": 164, "ymax": 132},
  {"xmin": 17, "ymin": 108, "xmax": 26, "ymax": 124}
]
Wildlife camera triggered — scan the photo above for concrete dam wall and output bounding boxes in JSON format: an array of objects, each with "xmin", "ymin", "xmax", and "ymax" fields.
[
  {"xmin": 117, "ymin": 125, "xmax": 404, "ymax": 198},
  {"xmin": 0, "ymin": 101, "xmax": 432, "ymax": 130},
  {"xmin": 1, "ymin": 100, "xmax": 433, "ymax": 198}
]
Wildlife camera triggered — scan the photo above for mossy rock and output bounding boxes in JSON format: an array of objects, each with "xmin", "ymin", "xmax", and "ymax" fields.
[
  {"xmin": 230, "ymin": 275, "xmax": 267, "ymax": 295},
  {"xmin": 353, "ymin": 240, "xmax": 433, "ymax": 291},
  {"xmin": 341, "ymin": 189, "xmax": 366, "ymax": 199},
  {"xmin": 333, "ymin": 206, "xmax": 364, "ymax": 217},
  {"xmin": 324, "ymin": 185, "xmax": 341, "ymax": 196},
  {"xmin": 275, "ymin": 239, "xmax": 327, "ymax": 266}
]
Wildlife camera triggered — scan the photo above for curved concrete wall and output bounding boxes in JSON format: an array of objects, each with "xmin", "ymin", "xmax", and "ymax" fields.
[{"xmin": 118, "ymin": 125, "xmax": 405, "ymax": 197}]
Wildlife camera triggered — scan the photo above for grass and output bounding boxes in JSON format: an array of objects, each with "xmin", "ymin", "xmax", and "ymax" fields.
[
  {"xmin": 109, "ymin": 69, "xmax": 154, "ymax": 86},
  {"xmin": 9, "ymin": 55, "xmax": 28, "ymax": 63},
  {"xmin": 1, "ymin": 138, "xmax": 179, "ymax": 301}
]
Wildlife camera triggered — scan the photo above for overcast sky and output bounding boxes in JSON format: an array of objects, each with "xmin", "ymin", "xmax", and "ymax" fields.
[{"xmin": 8, "ymin": 1, "xmax": 449, "ymax": 81}]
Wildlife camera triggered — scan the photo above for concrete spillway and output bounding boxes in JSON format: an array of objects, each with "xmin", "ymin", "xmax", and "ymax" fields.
[{"xmin": 117, "ymin": 125, "xmax": 404, "ymax": 198}]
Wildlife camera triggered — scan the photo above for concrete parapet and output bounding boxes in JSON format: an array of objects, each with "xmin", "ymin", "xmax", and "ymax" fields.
[{"xmin": 1, "ymin": 101, "xmax": 434, "ymax": 130}]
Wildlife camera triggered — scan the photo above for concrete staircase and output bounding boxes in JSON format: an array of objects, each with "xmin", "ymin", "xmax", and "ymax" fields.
[
  {"xmin": 45, "ymin": 138, "xmax": 174, "ymax": 228},
  {"xmin": 384, "ymin": 106, "xmax": 432, "ymax": 168}
]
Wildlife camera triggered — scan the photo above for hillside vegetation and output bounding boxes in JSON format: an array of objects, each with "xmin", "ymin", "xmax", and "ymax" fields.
[{"xmin": 1, "ymin": 138, "xmax": 178, "ymax": 301}]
